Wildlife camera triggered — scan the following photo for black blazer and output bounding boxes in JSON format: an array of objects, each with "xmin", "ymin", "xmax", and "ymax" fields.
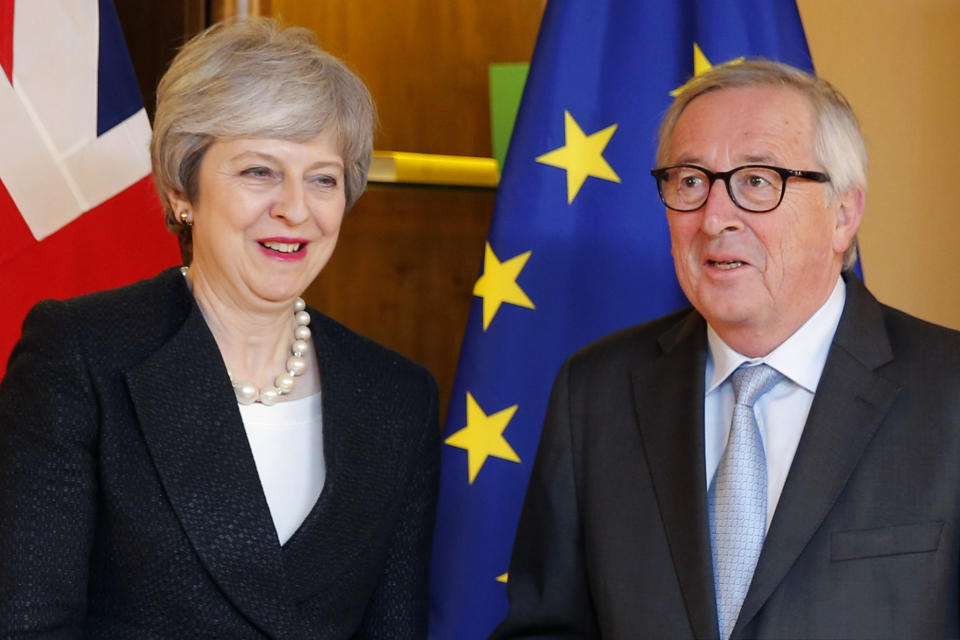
[
  {"xmin": 492, "ymin": 274, "xmax": 960, "ymax": 639},
  {"xmin": 0, "ymin": 268, "xmax": 440, "ymax": 639}
]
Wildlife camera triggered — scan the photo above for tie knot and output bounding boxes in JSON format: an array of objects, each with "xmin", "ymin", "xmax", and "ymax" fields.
[{"xmin": 731, "ymin": 363, "xmax": 783, "ymax": 408}]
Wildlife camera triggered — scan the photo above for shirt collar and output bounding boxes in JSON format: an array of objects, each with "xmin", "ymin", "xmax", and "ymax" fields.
[{"xmin": 705, "ymin": 276, "xmax": 846, "ymax": 394}]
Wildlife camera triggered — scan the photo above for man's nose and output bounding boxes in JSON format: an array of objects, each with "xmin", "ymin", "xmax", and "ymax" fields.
[{"xmin": 700, "ymin": 178, "xmax": 744, "ymax": 236}]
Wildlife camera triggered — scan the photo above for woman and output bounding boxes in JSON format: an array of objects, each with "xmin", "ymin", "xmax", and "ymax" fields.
[{"xmin": 0, "ymin": 18, "xmax": 439, "ymax": 638}]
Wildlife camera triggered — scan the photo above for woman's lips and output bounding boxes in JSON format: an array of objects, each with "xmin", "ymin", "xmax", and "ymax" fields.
[{"xmin": 257, "ymin": 238, "xmax": 309, "ymax": 261}]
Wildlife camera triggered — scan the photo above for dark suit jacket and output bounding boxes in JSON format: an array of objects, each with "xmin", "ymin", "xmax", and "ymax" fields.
[
  {"xmin": 492, "ymin": 274, "xmax": 960, "ymax": 639},
  {"xmin": 0, "ymin": 268, "xmax": 440, "ymax": 639}
]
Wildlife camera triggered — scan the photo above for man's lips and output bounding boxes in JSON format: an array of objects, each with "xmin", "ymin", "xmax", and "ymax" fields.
[{"xmin": 708, "ymin": 259, "xmax": 746, "ymax": 270}]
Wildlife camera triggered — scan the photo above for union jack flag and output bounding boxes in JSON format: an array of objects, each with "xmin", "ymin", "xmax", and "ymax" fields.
[{"xmin": 0, "ymin": 0, "xmax": 179, "ymax": 376}]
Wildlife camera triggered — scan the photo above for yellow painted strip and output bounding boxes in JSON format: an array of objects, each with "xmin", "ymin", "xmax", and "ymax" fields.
[{"xmin": 369, "ymin": 151, "xmax": 500, "ymax": 188}]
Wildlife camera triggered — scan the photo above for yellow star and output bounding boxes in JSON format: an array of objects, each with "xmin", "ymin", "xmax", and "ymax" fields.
[
  {"xmin": 473, "ymin": 242, "xmax": 535, "ymax": 331},
  {"xmin": 496, "ymin": 573, "xmax": 509, "ymax": 584},
  {"xmin": 670, "ymin": 43, "xmax": 745, "ymax": 96},
  {"xmin": 535, "ymin": 110, "xmax": 620, "ymax": 204},
  {"xmin": 693, "ymin": 41, "xmax": 714, "ymax": 76},
  {"xmin": 444, "ymin": 392, "xmax": 521, "ymax": 484}
]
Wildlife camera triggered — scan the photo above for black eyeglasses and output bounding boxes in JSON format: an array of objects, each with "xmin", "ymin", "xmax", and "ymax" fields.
[{"xmin": 650, "ymin": 164, "xmax": 830, "ymax": 213}]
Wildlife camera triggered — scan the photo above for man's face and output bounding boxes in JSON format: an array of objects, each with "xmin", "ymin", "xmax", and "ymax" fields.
[{"xmin": 665, "ymin": 86, "xmax": 861, "ymax": 356}]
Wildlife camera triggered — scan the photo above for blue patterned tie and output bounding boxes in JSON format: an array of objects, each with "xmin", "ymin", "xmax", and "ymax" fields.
[{"xmin": 709, "ymin": 363, "xmax": 783, "ymax": 639}]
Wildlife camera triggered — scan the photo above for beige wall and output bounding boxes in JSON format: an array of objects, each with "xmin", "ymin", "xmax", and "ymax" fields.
[{"xmin": 798, "ymin": 0, "xmax": 960, "ymax": 330}]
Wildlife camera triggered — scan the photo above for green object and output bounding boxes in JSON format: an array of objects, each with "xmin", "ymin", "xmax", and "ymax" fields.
[{"xmin": 489, "ymin": 63, "xmax": 530, "ymax": 171}]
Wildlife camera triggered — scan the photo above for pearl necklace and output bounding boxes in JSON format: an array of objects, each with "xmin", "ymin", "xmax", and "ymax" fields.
[
  {"xmin": 230, "ymin": 297, "xmax": 312, "ymax": 406},
  {"xmin": 180, "ymin": 266, "xmax": 311, "ymax": 406}
]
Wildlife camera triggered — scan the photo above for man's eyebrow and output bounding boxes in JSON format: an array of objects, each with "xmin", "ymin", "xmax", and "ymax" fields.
[
  {"xmin": 668, "ymin": 153, "xmax": 781, "ymax": 167},
  {"xmin": 741, "ymin": 153, "xmax": 778, "ymax": 164},
  {"xmin": 671, "ymin": 155, "xmax": 706, "ymax": 165}
]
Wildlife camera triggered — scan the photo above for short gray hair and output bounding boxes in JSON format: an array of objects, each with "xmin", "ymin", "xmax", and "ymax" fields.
[
  {"xmin": 151, "ymin": 17, "xmax": 376, "ymax": 262},
  {"xmin": 656, "ymin": 59, "xmax": 867, "ymax": 270}
]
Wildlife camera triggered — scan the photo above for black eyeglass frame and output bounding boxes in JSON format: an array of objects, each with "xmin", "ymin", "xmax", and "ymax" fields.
[{"xmin": 649, "ymin": 164, "xmax": 831, "ymax": 213}]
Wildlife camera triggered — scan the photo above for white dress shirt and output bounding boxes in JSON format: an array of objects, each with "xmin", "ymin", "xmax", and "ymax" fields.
[
  {"xmin": 704, "ymin": 277, "xmax": 846, "ymax": 529},
  {"xmin": 238, "ymin": 392, "xmax": 325, "ymax": 545}
]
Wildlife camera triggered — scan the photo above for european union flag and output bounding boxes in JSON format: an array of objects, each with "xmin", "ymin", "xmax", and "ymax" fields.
[{"xmin": 430, "ymin": 2, "xmax": 813, "ymax": 637}]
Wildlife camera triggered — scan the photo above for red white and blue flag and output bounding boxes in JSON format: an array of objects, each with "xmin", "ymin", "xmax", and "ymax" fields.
[{"xmin": 0, "ymin": 0, "xmax": 180, "ymax": 376}]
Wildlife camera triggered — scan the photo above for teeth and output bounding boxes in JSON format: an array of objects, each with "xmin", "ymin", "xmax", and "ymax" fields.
[
  {"xmin": 262, "ymin": 241, "xmax": 302, "ymax": 253},
  {"xmin": 713, "ymin": 261, "xmax": 743, "ymax": 270}
]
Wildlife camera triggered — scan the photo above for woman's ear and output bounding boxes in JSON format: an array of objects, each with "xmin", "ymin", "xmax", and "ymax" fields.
[{"xmin": 168, "ymin": 190, "xmax": 193, "ymax": 225}]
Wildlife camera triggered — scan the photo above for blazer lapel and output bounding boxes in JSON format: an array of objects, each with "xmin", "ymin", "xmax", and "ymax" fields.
[
  {"xmin": 126, "ymin": 296, "xmax": 293, "ymax": 636},
  {"xmin": 632, "ymin": 310, "xmax": 720, "ymax": 640},
  {"xmin": 736, "ymin": 276, "xmax": 901, "ymax": 636},
  {"xmin": 280, "ymin": 310, "xmax": 412, "ymax": 608}
]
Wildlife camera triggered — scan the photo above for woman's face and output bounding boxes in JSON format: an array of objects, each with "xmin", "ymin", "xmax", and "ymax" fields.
[{"xmin": 174, "ymin": 131, "xmax": 346, "ymax": 308}]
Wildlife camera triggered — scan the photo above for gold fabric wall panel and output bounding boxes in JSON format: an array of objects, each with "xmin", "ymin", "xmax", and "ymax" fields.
[
  {"xmin": 268, "ymin": 1, "xmax": 545, "ymax": 420},
  {"xmin": 304, "ymin": 185, "xmax": 496, "ymax": 422},
  {"xmin": 269, "ymin": 0, "xmax": 545, "ymax": 156}
]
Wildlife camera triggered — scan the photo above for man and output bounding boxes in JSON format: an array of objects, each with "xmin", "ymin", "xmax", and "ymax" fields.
[{"xmin": 491, "ymin": 60, "xmax": 960, "ymax": 639}]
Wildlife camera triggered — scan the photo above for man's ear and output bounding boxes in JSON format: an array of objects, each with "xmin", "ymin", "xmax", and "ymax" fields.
[{"xmin": 833, "ymin": 186, "xmax": 865, "ymax": 255}]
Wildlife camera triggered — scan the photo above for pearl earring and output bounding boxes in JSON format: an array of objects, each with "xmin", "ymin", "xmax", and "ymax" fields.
[{"xmin": 179, "ymin": 210, "xmax": 193, "ymax": 226}]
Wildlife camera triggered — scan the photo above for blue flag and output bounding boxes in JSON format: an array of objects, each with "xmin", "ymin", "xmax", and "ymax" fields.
[{"xmin": 430, "ymin": 2, "xmax": 813, "ymax": 637}]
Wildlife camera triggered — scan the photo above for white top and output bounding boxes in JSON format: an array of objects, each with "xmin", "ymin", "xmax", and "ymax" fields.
[
  {"xmin": 238, "ymin": 392, "xmax": 325, "ymax": 545},
  {"xmin": 704, "ymin": 277, "xmax": 846, "ymax": 529}
]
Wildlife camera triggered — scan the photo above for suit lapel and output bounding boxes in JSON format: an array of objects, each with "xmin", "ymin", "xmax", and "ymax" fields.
[
  {"xmin": 632, "ymin": 310, "xmax": 720, "ymax": 639},
  {"xmin": 126, "ymin": 293, "xmax": 293, "ymax": 636},
  {"xmin": 736, "ymin": 276, "xmax": 901, "ymax": 635}
]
